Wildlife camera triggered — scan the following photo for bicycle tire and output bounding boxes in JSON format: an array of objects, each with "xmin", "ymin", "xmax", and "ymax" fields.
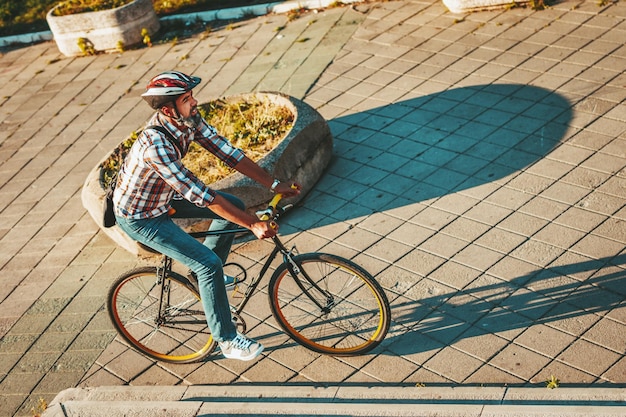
[
  {"xmin": 107, "ymin": 267, "xmax": 216, "ymax": 363},
  {"xmin": 268, "ymin": 253, "xmax": 391, "ymax": 356}
]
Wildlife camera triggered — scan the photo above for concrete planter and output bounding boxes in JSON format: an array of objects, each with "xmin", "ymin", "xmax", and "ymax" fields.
[
  {"xmin": 81, "ymin": 92, "xmax": 333, "ymax": 257},
  {"xmin": 46, "ymin": 0, "xmax": 159, "ymax": 57},
  {"xmin": 443, "ymin": 0, "xmax": 531, "ymax": 13}
]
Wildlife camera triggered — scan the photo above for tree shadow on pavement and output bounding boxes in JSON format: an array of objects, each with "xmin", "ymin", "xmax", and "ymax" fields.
[{"xmin": 287, "ymin": 83, "xmax": 572, "ymax": 227}]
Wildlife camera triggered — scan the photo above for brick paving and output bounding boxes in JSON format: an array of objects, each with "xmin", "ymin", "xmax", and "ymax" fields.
[{"xmin": 1, "ymin": 1, "xmax": 625, "ymax": 416}]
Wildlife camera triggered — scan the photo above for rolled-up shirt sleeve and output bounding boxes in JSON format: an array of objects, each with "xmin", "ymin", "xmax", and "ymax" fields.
[{"xmin": 194, "ymin": 120, "xmax": 245, "ymax": 168}]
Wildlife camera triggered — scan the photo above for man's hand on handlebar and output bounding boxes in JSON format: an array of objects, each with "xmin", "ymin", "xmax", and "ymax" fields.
[
  {"xmin": 250, "ymin": 220, "xmax": 278, "ymax": 239},
  {"xmin": 251, "ymin": 181, "xmax": 300, "ymax": 239},
  {"xmin": 274, "ymin": 181, "xmax": 301, "ymax": 197}
]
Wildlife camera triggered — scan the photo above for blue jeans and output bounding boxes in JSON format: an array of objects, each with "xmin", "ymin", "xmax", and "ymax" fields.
[{"xmin": 115, "ymin": 192, "xmax": 244, "ymax": 342}]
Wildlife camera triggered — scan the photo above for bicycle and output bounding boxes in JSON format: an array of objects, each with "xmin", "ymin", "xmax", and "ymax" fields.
[{"xmin": 107, "ymin": 193, "xmax": 391, "ymax": 363}]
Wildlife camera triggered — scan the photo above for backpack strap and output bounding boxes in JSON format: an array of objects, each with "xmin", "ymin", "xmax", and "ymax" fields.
[{"xmin": 145, "ymin": 125, "xmax": 184, "ymax": 155}]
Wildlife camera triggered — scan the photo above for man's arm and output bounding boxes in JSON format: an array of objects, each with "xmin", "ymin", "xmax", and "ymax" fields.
[
  {"xmin": 208, "ymin": 193, "xmax": 277, "ymax": 239},
  {"xmin": 234, "ymin": 156, "xmax": 301, "ymax": 197},
  {"xmin": 196, "ymin": 125, "xmax": 300, "ymax": 196}
]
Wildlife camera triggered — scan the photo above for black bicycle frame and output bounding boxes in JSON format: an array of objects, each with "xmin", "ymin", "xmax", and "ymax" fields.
[
  {"xmin": 156, "ymin": 256, "xmax": 173, "ymax": 324},
  {"xmin": 187, "ymin": 228, "xmax": 333, "ymax": 314}
]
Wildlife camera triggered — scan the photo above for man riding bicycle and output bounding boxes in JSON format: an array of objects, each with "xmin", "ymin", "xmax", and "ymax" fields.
[{"xmin": 113, "ymin": 71, "xmax": 300, "ymax": 361}]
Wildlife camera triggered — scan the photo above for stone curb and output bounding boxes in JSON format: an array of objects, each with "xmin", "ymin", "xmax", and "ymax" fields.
[{"xmin": 42, "ymin": 385, "xmax": 626, "ymax": 416}]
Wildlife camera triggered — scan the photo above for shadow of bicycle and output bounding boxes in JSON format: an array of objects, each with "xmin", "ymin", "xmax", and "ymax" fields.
[{"xmin": 386, "ymin": 253, "xmax": 626, "ymax": 355}]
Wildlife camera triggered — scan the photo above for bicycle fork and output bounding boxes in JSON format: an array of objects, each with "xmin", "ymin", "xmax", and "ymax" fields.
[
  {"xmin": 275, "ymin": 238, "xmax": 335, "ymax": 314},
  {"xmin": 155, "ymin": 256, "xmax": 173, "ymax": 326}
]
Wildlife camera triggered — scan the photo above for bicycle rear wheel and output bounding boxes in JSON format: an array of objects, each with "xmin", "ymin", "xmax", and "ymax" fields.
[
  {"xmin": 107, "ymin": 267, "xmax": 216, "ymax": 363},
  {"xmin": 268, "ymin": 253, "xmax": 391, "ymax": 356}
]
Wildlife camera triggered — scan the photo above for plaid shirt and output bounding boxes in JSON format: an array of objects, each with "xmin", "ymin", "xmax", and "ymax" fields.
[{"xmin": 113, "ymin": 114, "xmax": 244, "ymax": 219}]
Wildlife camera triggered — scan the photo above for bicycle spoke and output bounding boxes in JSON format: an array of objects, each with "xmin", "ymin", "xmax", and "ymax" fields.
[
  {"xmin": 108, "ymin": 268, "xmax": 216, "ymax": 363},
  {"xmin": 269, "ymin": 253, "xmax": 390, "ymax": 355}
]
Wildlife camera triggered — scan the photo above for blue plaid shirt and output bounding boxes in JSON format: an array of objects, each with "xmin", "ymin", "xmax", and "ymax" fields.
[{"xmin": 113, "ymin": 114, "xmax": 244, "ymax": 219}]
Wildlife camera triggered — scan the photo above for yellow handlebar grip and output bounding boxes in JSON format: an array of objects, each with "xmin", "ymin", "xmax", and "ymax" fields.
[{"xmin": 269, "ymin": 193, "xmax": 282, "ymax": 209}]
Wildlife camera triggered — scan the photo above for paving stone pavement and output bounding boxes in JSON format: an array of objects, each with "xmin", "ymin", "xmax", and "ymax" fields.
[{"xmin": 1, "ymin": 0, "xmax": 625, "ymax": 416}]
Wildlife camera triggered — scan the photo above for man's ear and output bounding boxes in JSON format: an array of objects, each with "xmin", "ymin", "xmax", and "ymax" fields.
[{"xmin": 159, "ymin": 105, "xmax": 175, "ymax": 118}]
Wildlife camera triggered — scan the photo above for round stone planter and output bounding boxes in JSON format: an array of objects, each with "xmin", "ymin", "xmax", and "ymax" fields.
[
  {"xmin": 81, "ymin": 92, "xmax": 333, "ymax": 257},
  {"xmin": 46, "ymin": 0, "xmax": 160, "ymax": 57},
  {"xmin": 442, "ymin": 0, "xmax": 531, "ymax": 13}
]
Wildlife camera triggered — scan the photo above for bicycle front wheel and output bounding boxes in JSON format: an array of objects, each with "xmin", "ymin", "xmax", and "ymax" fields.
[
  {"xmin": 107, "ymin": 267, "xmax": 216, "ymax": 363},
  {"xmin": 268, "ymin": 253, "xmax": 391, "ymax": 356}
]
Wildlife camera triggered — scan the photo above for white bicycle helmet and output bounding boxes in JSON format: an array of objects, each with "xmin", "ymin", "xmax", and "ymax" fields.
[{"xmin": 141, "ymin": 71, "xmax": 201, "ymax": 109}]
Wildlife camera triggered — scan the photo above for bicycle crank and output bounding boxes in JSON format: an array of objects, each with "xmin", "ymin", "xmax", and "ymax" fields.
[{"xmin": 230, "ymin": 307, "xmax": 247, "ymax": 333}]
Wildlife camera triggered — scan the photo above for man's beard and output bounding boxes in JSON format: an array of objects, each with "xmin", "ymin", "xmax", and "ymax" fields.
[{"xmin": 180, "ymin": 110, "xmax": 203, "ymax": 129}]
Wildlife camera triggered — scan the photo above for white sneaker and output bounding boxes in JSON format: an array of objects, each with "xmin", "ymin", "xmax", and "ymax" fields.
[{"xmin": 219, "ymin": 333, "xmax": 264, "ymax": 361}]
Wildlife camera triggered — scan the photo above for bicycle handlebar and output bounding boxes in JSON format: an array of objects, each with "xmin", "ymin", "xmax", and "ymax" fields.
[
  {"xmin": 256, "ymin": 194, "xmax": 284, "ymax": 221},
  {"xmin": 268, "ymin": 193, "xmax": 283, "ymax": 211},
  {"xmin": 256, "ymin": 185, "xmax": 298, "ymax": 222}
]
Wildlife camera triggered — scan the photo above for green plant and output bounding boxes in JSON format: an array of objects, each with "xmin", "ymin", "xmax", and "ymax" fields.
[
  {"xmin": 185, "ymin": 97, "xmax": 293, "ymax": 183},
  {"xmin": 241, "ymin": 8, "xmax": 256, "ymax": 19},
  {"xmin": 530, "ymin": 0, "xmax": 550, "ymax": 10},
  {"xmin": 141, "ymin": 28, "xmax": 152, "ymax": 47},
  {"xmin": 286, "ymin": 7, "xmax": 308, "ymax": 22},
  {"xmin": 52, "ymin": 0, "xmax": 133, "ymax": 16},
  {"xmin": 77, "ymin": 37, "xmax": 96, "ymax": 55},
  {"xmin": 503, "ymin": 0, "xmax": 554, "ymax": 10},
  {"xmin": 100, "ymin": 133, "xmax": 137, "ymax": 186},
  {"xmin": 546, "ymin": 375, "xmax": 560, "ymax": 389},
  {"xmin": 100, "ymin": 96, "xmax": 294, "ymax": 187},
  {"xmin": 31, "ymin": 398, "xmax": 47, "ymax": 417}
]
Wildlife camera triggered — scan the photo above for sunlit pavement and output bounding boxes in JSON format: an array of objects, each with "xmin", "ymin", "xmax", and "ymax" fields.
[{"xmin": 0, "ymin": 1, "xmax": 625, "ymax": 416}]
